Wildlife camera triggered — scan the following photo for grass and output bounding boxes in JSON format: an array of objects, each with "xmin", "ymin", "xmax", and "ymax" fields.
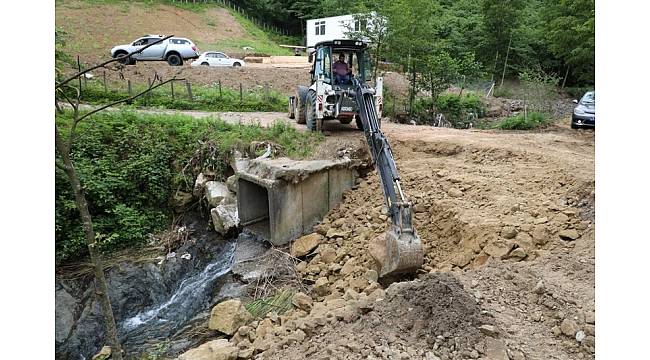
[
  {"xmin": 245, "ymin": 289, "xmax": 295, "ymax": 319},
  {"xmin": 64, "ymin": 81, "xmax": 289, "ymax": 112},
  {"xmin": 493, "ymin": 111, "xmax": 551, "ymax": 130}
]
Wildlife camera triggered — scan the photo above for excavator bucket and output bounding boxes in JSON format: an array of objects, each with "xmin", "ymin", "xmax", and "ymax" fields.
[{"xmin": 369, "ymin": 204, "xmax": 424, "ymax": 277}]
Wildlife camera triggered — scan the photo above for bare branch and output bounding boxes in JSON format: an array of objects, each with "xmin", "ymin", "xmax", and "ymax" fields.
[
  {"xmin": 76, "ymin": 77, "xmax": 185, "ymax": 123},
  {"xmin": 56, "ymin": 35, "xmax": 174, "ymax": 89}
]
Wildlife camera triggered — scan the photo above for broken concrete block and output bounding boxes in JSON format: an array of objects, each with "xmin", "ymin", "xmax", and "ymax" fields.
[
  {"xmin": 205, "ymin": 181, "xmax": 232, "ymax": 207},
  {"xmin": 211, "ymin": 204, "xmax": 240, "ymax": 235}
]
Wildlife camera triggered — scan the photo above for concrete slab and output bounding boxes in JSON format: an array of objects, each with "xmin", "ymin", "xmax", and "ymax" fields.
[{"xmin": 236, "ymin": 157, "xmax": 362, "ymax": 245}]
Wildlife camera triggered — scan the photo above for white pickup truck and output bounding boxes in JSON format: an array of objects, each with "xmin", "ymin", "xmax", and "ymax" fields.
[{"xmin": 110, "ymin": 35, "xmax": 200, "ymax": 66}]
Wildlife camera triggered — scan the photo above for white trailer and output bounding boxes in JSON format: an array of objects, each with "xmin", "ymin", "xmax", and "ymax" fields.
[{"xmin": 306, "ymin": 14, "xmax": 369, "ymax": 49}]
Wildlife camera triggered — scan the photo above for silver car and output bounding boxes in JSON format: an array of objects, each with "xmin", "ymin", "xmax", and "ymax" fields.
[
  {"xmin": 190, "ymin": 52, "xmax": 245, "ymax": 67},
  {"xmin": 110, "ymin": 35, "xmax": 200, "ymax": 66}
]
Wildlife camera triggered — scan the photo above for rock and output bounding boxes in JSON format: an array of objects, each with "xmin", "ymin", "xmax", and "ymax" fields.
[
  {"xmin": 193, "ymin": 173, "xmax": 210, "ymax": 196},
  {"xmin": 483, "ymin": 241, "xmax": 514, "ymax": 259},
  {"xmin": 532, "ymin": 225, "xmax": 549, "ymax": 245},
  {"xmin": 506, "ymin": 247, "xmax": 527, "ymax": 261},
  {"xmin": 255, "ymin": 319, "xmax": 273, "ymax": 339},
  {"xmin": 448, "ymin": 188, "xmax": 464, "ymax": 198},
  {"xmin": 584, "ymin": 324, "xmax": 595, "ymax": 336},
  {"xmin": 314, "ymin": 277, "xmax": 329, "ymax": 296},
  {"xmin": 368, "ymin": 234, "xmax": 387, "ymax": 268},
  {"xmin": 292, "ymin": 292, "xmax": 313, "ymax": 312},
  {"xmin": 585, "ymin": 311, "xmax": 595, "ymax": 324},
  {"xmin": 576, "ymin": 330, "xmax": 586, "ymax": 342},
  {"xmin": 340, "ymin": 258, "xmax": 356, "ymax": 275},
  {"xmin": 319, "ymin": 246, "xmax": 337, "ymax": 264},
  {"xmin": 532, "ymin": 280, "xmax": 546, "ymax": 294},
  {"xmin": 558, "ymin": 229, "xmax": 580, "ymax": 241},
  {"xmin": 413, "ymin": 203, "xmax": 427, "ymax": 213},
  {"xmin": 425, "ymin": 352, "xmax": 442, "ymax": 360},
  {"xmin": 205, "ymin": 181, "xmax": 232, "ymax": 207},
  {"xmin": 211, "ymin": 204, "xmax": 239, "ymax": 235},
  {"xmin": 208, "ymin": 299, "xmax": 252, "ymax": 335},
  {"xmin": 225, "ymin": 175, "xmax": 239, "ymax": 194},
  {"xmin": 91, "ymin": 346, "xmax": 111, "ymax": 360},
  {"xmin": 501, "ymin": 226, "xmax": 518, "ymax": 239},
  {"xmin": 343, "ymin": 288, "xmax": 359, "ymax": 301},
  {"xmin": 290, "ymin": 233, "xmax": 322, "ymax": 257},
  {"xmin": 179, "ymin": 339, "xmax": 238, "ymax": 360},
  {"xmin": 452, "ymin": 250, "xmax": 475, "ymax": 267},
  {"xmin": 326, "ymin": 228, "xmax": 350, "ymax": 238},
  {"xmin": 534, "ymin": 217, "xmax": 549, "ymax": 225},
  {"xmin": 560, "ymin": 318, "xmax": 578, "ymax": 337},
  {"xmin": 365, "ymin": 269, "xmax": 379, "ymax": 283},
  {"xmin": 485, "ymin": 338, "xmax": 509, "ymax": 360},
  {"xmin": 478, "ymin": 324, "xmax": 499, "ymax": 337}
]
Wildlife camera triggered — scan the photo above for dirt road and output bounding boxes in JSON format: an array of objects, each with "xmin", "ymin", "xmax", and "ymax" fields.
[{"xmin": 223, "ymin": 114, "xmax": 595, "ymax": 359}]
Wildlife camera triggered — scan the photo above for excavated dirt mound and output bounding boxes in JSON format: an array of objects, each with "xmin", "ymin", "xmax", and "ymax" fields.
[{"xmin": 261, "ymin": 273, "xmax": 491, "ymax": 360}]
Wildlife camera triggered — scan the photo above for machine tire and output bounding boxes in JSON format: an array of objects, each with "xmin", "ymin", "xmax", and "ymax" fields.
[
  {"xmin": 288, "ymin": 96, "xmax": 296, "ymax": 119},
  {"xmin": 166, "ymin": 53, "xmax": 183, "ymax": 66},
  {"xmin": 306, "ymin": 90, "xmax": 318, "ymax": 131},
  {"xmin": 339, "ymin": 118, "xmax": 353, "ymax": 125},
  {"xmin": 355, "ymin": 115, "xmax": 364, "ymax": 131},
  {"xmin": 296, "ymin": 90, "xmax": 307, "ymax": 124}
]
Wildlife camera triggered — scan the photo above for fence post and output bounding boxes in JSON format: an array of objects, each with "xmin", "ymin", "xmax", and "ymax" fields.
[
  {"xmin": 127, "ymin": 79, "xmax": 132, "ymax": 104},
  {"xmin": 239, "ymin": 83, "xmax": 243, "ymax": 103},
  {"xmin": 264, "ymin": 82, "xmax": 269, "ymax": 101},
  {"xmin": 186, "ymin": 80, "xmax": 193, "ymax": 101},
  {"xmin": 103, "ymin": 71, "xmax": 107, "ymax": 93},
  {"xmin": 171, "ymin": 80, "xmax": 175, "ymax": 101},
  {"xmin": 218, "ymin": 79, "xmax": 222, "ymax": 98}
]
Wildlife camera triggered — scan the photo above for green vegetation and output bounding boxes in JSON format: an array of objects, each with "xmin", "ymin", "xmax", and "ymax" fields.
[
  {"xmin": 64, "ymin": 81, "xmax": 288, "ymax": 112},
  {"xmin": 56, "ymin": 111, "xmax": 322, "ymax": 262},
  {"xmin": 494, "ymin": 111, "xmax": 550, "ymax": 130},
  {"xmin": 410, "ymin": 93, "xmax": 485, "ymax": 128},
  {"xmin": 245, "ymin": 289, "xmax": 295, "ymax": 319}
]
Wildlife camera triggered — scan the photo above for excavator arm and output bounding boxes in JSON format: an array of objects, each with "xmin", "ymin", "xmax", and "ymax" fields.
[{"xmin": 348, "ymin": 79, "xmax": 424, "ymax": 277}]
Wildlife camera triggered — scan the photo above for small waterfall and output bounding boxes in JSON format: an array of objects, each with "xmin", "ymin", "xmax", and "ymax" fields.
[{"xmin": 121, "ymin": 241, "xmax": 237, "ymax": 344}]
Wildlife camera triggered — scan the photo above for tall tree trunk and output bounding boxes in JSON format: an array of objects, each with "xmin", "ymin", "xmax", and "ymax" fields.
[
  {"xmin": 55, "ymin": 128, "xmax": 124, "ymax": 360},
  {"xmin": 409, "ymin": 60, "xmax": 416, "ymax": 116},
  {"xmin": 500, "ymin": 34, "xmax": 512, "ymax": 88},
  {"xmin": 562, "ymin": 66, "xmax": 570, "ymax": 88}
]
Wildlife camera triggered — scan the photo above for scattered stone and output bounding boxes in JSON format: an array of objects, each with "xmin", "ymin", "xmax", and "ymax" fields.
[
  {"xmin": 560, "ymin": 318, "xmax": 579, "ymax": 337},
  {"xmin": 507, "ymin": 247, "xmax": 527, "ymax": 261},
  {"xmin": 483, "ymin": 241, "xmax": 514, "ymax": 259},
  {"xmin": 532, "ymin": 225, "xmax": 549, "ymax": 245},
  {"xmin": 365, "ymin": 269, "xmax": 379, "ymax": 283},
  {"xmin": 452, "ymin": 250, "xmax": 475, "ymax": 267},
  {"xmin": 501, "ymin": 226, "xmax": 518, "ymax": 239},
  {"xmin": 576, "ymin": 330, "xmax": 586, "ymax": 342},
  {"xmin": 586, "ymin": 311, "xmax": 595, "ymax": 324},
  {"xmin": 555, "ymin": 213, "xmax": 570, "ymax": 223},
  {"xmin": 211, "ymin": 204, "xmax": 239, "ymax": 235},
  {"xmin": 343, "ymin": 288, "xmax": 359, "ymax": 301},
  {"xmin": 291, "ymin": 292, "xmax": 313, "ymax": 312},
  {"xmin": 558, "ymin": 229, "xmax": 580, "ymax": 241},
  {"xmin": 584, "ymin": 324, "xmax": 595, "ymax": 336},
  {"xmin": 225, "ymin": 174, "xmax": 238, "ymax": 194},
  {"xmin": 178, "ymin": 339, "xmax": 238, "ymax": 360},
  {"xmin": 208, "ymin": 299, "xmax": 252, "ymax": 335},
  {"xmin": 479, "ymin": 324, "xmax": 499, "ymax": 337},
  {"xmin": 319, "ymin": 246, "xmax": 337, "ymax": 264},
  {"xmin": 448, "ymin": 188, "xmax": 464, "ymax": 198},
  {"xmin": 534, "ymin": 217, "xmax": 549, "ymax": 225},
  {"xmin": 91, "ymin": 346, "xmax": 111, "ymax": 360},
  {"xmin": 290, "ymin": 233, "xmax": 322, "ymax": 257},
  {"xmin": 314, "ymin": 277, "xmax": 329, "ymax": 296},
  {"xmin": 485, "ymin": 338, "xmax": 509, "ymax": 360},
  {"xmin": 532, "ymin": 280, "xmax": 546, "ymax": 294},
  {"xmin": 340, "ymin": 258, "xmax": 356, "ymax": 275},
  {"xmin": 205, "ymin": 181, "xmax": 232, "ymax": 207}
]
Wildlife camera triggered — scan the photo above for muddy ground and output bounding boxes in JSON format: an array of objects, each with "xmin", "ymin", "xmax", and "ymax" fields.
[{"xmin": 170, "ymin": 111, "xmax": 594, "ymax": 360}]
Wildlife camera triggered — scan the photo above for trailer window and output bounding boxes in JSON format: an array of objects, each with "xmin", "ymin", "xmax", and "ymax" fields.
[{"xmin": 315, "ymin": 21, "xmax": 325, "ymax": 35}]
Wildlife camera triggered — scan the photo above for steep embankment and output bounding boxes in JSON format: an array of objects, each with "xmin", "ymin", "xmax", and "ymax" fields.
[{"xmin": 55, "ymin": 0, "xmax": 290, "ymax": 63}]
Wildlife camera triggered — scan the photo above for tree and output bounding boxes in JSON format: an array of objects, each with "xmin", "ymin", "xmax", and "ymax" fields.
[
  {"xmin": 542, "ymin": 0, "xmax": 595, "ymax": 85},
  {"xmin": 55, "ymin": 36, "xmax": 182, "ymax": 360},
  {"xmin": 480, "ymin": 0, "xmax": 524, "ymax": 79},
  {"xmin": 342, "ymin": 5, "xmax": 388, "ymax": 81}
]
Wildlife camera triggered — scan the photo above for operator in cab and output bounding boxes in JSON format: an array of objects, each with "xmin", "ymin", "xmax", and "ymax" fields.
[{"xmin": 333, "ymin": 53, "xmax": 352, "ymax": 85}]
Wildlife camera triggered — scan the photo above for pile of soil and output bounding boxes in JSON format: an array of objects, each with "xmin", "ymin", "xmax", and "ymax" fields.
[{"xmin": 261, "ymin": 273, "xmax": 491, "ymax": 360}]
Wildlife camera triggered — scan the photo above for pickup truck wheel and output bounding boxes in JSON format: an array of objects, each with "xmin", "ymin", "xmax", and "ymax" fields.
[
  {"xmin": 201, "ymin": 62, "xmax": 209, "ymax": 66},
  {"xmin": 167, "ymin": 54, "xmax": 182, "ymax": 66},
  {"xmin": 233, "ymin": 62, "xmax": 241, "ymax": 67}
]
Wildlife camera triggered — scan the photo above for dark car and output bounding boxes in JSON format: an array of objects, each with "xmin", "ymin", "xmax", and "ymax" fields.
[{"xmin": 571, "ymin": 91, "xmax": 595, "ymax": 129}]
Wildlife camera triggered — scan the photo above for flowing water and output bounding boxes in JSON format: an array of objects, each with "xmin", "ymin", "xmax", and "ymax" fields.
[{"xmin": 120, "ymin": 241, "xmax": 237, "ymax": 350}]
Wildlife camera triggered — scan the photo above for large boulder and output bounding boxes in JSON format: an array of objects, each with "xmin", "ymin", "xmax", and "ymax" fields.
[
  {"xmin": 208, "ymin": 299, "xmax": 252, "ymax": 335},
  {"xmin": 205, "ymin": 181, "xmax": 232, "ymax": 207},
  {"xmin": 178, "ymin": 339, "xmax": 238, "ymax": 360},
  {"xmin": 194, "ymin": 173, "xmax": 210, "ymax": 196},
  {"xmin": 211, "ymin": 204, "xmax": 240, "ymax": 235},
  {"xmin": 91, "ymin": 346, "xmax": 111, "ymax": 360},
  {"xmin": 290, "ymin": 233, "xmax": 322, "ymax": 257}
]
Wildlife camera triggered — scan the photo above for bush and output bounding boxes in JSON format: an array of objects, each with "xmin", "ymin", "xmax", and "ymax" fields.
[
  {"xmin": 56, "ymin": 111, "xmax": 322, "ymax": 262},
  {"xmin": 494, "ymin": 111, "xmax": 550, "ymax": 130},
  {"xmin": 410, "ymin": 93, "xmax": 485, "ymax": 128},
  {"xmin": 564, "ymin": 86, "xmax": 593, "ymax": 100}
]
